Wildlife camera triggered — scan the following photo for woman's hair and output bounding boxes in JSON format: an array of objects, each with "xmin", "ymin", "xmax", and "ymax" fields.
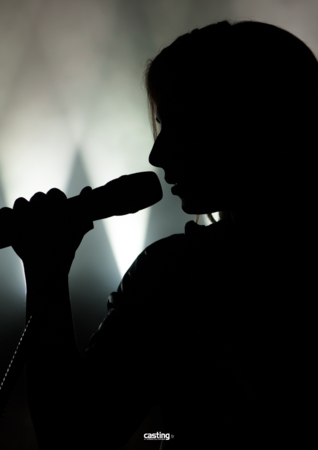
[{"xmin": 143, "ymin": 20, "xmax": 318, "ymax": 225}]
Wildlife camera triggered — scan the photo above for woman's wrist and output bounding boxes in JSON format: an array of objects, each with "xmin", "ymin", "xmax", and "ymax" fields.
[
  {"xmin": 23, "ymin": 262, "xmax": 70, "ymax": 318},
  {"xmin": 23, "ymin": 259, "xmax": 71, "ymax": 282}
]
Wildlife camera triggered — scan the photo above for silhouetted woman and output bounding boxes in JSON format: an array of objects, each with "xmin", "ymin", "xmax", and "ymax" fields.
[{"xmin": 10, "ymin": 20, "xmax": 317, "ymax": 449}]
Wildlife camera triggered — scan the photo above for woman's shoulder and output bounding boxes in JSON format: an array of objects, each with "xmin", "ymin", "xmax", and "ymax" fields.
[
  {"xmin": 121, "ymin": 219, "xmax": 233, "ymax": 291},
  {"xmin": 85, "ymin": 232, "xmax": 188, "ymax": 358},
  {"xmin": 130, "ymin": 217, "xmax": 232, "ymax": 271},
  {"xmin": 140, "ymin": 232, "xmax": 186, "ymax": 260},
  {"xmin": 118, "ymin": 232, "xmax": 187, "ymax": 293}
]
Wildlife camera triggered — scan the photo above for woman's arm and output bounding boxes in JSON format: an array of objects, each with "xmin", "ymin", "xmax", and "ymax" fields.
[
  {"xmin": 10, "ymin": 187, "xmax": 159, "ymax": 449},
  {"xmin": 10, "ymin": 187, "xmax": 93, "ymax": 448},
  {"xmin": 24, "ymin": 265, "xmax": 151, "ymax": 450},
  {"xmin": 24, "ymin": 266, "xmax": 83, "ymax": 449}
]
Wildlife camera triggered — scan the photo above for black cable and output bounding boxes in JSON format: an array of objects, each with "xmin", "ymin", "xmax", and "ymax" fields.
[
  {"xmin": 0, "ymin": 316, "xmax": 33, "ymax": 426},
  {"xmin": 0, "ymin": 296, "xmax": 45, "ymax": 428}
]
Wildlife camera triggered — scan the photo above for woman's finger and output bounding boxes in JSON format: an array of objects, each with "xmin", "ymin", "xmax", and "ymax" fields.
[
  {"xmin": 29, "ymin": 192, "xmax": 46, "ymax": 205},
  {"xmin": 80, "ymin": 186, "xmax": 93, "ymax": 196},
  {"xmin": 13, "ymin": 197, "xmax": 29, "ymax": 211},
  {"xmin": 78, "ymin": 186, "xmax": 94, "ymax": 233},
  {"xmin": 28, "ymin": 192, "xmax": 51, "ymax": 218},
  {"xmin": 46, "ymin": 188, "xmax": 67, "ymax": 201},
  {"xmin": 46, "ymin": 188, "xmax": 68, "ymax": 211}
]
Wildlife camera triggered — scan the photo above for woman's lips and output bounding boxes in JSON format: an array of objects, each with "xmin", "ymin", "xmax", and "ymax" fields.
[{"xmin": 171, "ymin": 184, "xmax": 183, "ymax": 195}]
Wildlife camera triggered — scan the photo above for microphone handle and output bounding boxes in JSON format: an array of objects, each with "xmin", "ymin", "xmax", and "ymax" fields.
[
  {"xmin": 0, "ymin": 297, "xmax": 50, "ymax": 426},
  {"xmin": 0, "ymin": 316, "xmax": 33, "ymax": 425}
]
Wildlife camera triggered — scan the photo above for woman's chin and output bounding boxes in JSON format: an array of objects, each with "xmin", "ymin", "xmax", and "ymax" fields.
[{"xmin": 180, "ymin": 197, "xmax": 219, "ymax": 215}]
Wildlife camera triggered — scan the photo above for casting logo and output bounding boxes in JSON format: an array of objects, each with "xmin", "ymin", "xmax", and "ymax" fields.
[{"xmin": 144, "ymin": 432, "xmax": 173, "ymax": 441}]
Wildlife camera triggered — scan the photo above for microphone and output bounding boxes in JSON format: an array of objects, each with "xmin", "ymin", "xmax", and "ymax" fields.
[{"xmin": 0, "ymin": 171, "xmax": 163, "ymax": 250}]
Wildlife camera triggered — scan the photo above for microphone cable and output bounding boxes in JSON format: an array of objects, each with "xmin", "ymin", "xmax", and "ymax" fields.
[{"xmin": 0, "ymin": 314, "xmax": 34, "ymax": 426}]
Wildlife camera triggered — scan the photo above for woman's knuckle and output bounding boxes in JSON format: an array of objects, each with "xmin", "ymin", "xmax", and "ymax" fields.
[
  {"xmin": 80, "ymin": 186, "xmax": 92, "ymax": 195},
  {"xmin": 47, "ymin": 188, "xmax": 66, "ymax": 197},
  {"xmin": 13, "ymin": 197, "xmax": 28, "ymax": 209},
  {"xmin": 30, "ymin": 192, "xmax": 45, "ymax": 203}
]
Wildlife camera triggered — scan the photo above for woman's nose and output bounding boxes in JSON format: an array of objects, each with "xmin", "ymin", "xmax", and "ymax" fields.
[
  {"xmin": 149, "ymin": 130, "xmax": 181, "ymax": 168},
  {"xmin": 148, "ymin": 134, "xmax": 166, "ymax": 168}
]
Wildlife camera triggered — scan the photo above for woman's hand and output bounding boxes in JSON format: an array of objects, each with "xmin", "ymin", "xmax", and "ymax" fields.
[{"xmin": 11, "ymin": 187, "xmax": 94, "ymax": 275}]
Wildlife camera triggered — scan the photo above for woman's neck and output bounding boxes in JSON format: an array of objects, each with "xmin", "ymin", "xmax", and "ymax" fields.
[{"xmin": 230, "ymin": 207, "xmax": 286, "ymax": 258}]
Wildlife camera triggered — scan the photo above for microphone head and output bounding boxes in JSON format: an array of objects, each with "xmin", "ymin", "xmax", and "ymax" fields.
[
  {"xmin": 89, "ymin": 171, "xmax": 163, "ymax": 221},
  {"xmin": 111, "ymin": 171, "xmax": 163, "ymax": 216}
]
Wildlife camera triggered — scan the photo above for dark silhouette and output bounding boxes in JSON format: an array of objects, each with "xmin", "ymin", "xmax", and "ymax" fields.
[{"xmin": 3, "ymin": 19, "xmax": 317, "ymax": 448}]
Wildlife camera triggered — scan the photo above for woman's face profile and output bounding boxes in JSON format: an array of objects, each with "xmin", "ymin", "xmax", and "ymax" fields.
[{"xmin": 148, "ymin": 90, "xmax": 237, "ymax": 215}]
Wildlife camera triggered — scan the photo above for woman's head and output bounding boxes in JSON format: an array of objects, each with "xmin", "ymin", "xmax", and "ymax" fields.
[{"xmin": 143, "ymin": 20, "xmax": 318, "ymax": 224}]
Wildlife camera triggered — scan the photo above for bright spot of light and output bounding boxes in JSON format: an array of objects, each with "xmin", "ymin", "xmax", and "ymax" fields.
[{"xmin": 103, "ymin": 208, "xmax": 150, "ymax": 278}]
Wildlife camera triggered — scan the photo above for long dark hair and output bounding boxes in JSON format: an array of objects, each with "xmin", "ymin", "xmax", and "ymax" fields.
[
  {"xmin": 142, "ymin": 22, "xmax": 317, "ymax": 435},
  {"xmin": 143, "ymin": 20, "xmax": 318, "ymax": 225}
]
